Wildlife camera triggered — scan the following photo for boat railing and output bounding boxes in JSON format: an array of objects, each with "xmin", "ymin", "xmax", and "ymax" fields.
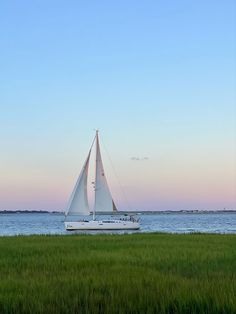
[{"xmin": 119, "ymin": 216, "xmax": 140, "ymax": 222}]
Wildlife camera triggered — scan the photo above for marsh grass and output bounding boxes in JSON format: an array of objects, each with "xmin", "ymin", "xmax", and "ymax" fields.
[{"xmin": 0, "ymin": 233, "xmax": 235, "ymax": 313}]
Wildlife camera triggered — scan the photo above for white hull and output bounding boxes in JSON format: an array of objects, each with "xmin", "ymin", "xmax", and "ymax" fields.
[{"xmin": 65, "ymin": 219, "xmax": 140, "ymax": 230}]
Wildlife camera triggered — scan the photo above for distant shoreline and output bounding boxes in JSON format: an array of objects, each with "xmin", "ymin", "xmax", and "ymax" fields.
[
  {"xmin": 0, "ymin": 209, "xmax": 235, "ymax": 214},
  {"xmin": 0, "ymin": 210, "xmax": 61, "ymax": 214}
]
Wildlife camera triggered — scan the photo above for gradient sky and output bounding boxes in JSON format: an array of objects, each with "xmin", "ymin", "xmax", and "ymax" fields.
[{"xmin": 0, "ymin": 0, "xmax": 235, "ymax": 211}]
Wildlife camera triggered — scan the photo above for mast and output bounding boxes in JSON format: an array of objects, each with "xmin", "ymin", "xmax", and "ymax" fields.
[
  {"xmin": 94, "ymin": 130, "xmax": 117, "ymax": 214},
  {"xmin": 92, "ymin": 130, "xmax": 99, "ymax": 221}
]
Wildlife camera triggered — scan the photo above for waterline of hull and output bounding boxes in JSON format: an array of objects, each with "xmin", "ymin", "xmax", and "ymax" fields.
[{"xmin": 65, "ymin": 220, "xmax": 140, "ymax": 230}]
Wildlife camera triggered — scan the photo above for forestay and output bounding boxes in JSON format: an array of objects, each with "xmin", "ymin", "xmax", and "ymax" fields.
[{"xmin": 65, "ymin": 150, "xmax": 91, "ymax": 216}]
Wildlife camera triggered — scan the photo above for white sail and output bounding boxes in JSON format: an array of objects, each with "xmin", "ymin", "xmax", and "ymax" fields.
[
  {"xmin": 66, "ymin": 150, "xmax": 91, "ymax": 216},
  {"xmin": 94, "ymin": 132, "xmax": 117, "ymax": 213}
]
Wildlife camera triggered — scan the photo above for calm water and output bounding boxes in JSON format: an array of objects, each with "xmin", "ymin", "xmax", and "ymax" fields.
[{"xmin": 0, "ymin": 212, "xmax": 236, "ymax": 236}]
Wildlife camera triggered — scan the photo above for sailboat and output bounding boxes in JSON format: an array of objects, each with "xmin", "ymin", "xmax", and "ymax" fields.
[{"xmin": 64, "ymin": 131, "xmax": 140, "ymax": 230}]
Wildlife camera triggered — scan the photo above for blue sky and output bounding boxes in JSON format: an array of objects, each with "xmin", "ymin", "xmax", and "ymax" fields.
[{"xmin": 0, "ymin": 0, "xmax": 235, "ymax": 210}]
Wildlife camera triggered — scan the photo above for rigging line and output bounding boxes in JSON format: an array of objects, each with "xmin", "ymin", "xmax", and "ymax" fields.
[
  {"xmin": 100, "ymin": 134, "xmax": 133, "ymax": 212},
  {"xmin": 89, "ymin": 133, "xmax": 97, "ymax": 152}
]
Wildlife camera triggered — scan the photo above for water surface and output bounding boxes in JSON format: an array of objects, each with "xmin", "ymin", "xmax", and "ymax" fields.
[{"xmin": 0, "ymin": 212, "xmax": 236, "ymax": 236}]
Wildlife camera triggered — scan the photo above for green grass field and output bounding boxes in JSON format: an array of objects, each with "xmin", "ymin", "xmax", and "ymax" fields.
[{"xmin": 0, "ymin": 233, "xmax": 235, "ymax": 314}]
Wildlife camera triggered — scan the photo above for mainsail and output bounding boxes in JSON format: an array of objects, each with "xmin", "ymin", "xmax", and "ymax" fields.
[
  {"xmin": 94, "ymin": 131, "xmax": 117, "ymax": 212},
  {"xmin": 66, "ymin": 150, "xmax": 91, "ymax": 216}
]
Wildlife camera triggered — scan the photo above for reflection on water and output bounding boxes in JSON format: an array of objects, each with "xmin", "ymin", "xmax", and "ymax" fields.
[{"xmin": 0, "ymin": 212, "xmax": 236, "ymax": 236}]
